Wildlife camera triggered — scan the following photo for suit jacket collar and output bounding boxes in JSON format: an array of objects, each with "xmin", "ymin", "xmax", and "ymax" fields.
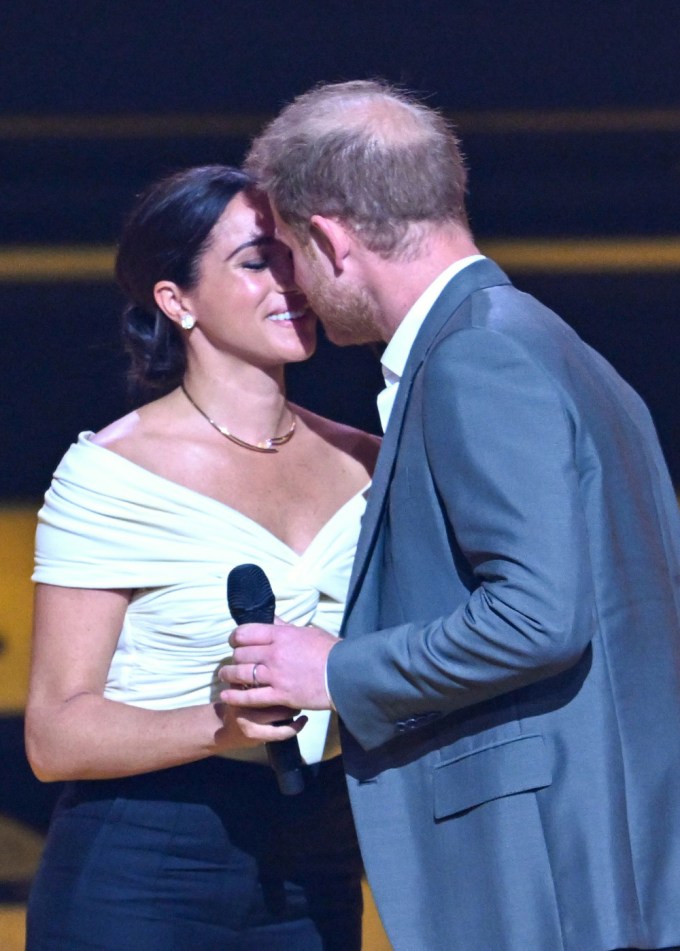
[{"xmin": 342, "ymin": 258, "xmax": 512, "ymax": 628}]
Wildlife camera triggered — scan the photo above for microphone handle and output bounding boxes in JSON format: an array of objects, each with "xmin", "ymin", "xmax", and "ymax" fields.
[
  {"xmin": 228, "ymin": 589, "xmax": 305, "ymax": 796},
  {"xmin": 266, "ymin": 735, "xmax": 306, "ymax": 795}
]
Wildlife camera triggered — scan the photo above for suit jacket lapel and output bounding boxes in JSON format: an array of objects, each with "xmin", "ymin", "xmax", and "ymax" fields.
[{"xmin": 343, "ymin": 259, "xmax": 511, "ymax": 628}]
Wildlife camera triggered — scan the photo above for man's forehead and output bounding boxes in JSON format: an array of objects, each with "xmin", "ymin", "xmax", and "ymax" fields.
[{"xmin": 271, "ymin": 207, "xmax": 298, "ymax": 243}]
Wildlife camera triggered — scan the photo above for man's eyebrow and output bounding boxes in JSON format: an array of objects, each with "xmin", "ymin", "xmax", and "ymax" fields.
[{"xmin": 226, "ymin": 236, "xmax": 275, "ymax": 260}]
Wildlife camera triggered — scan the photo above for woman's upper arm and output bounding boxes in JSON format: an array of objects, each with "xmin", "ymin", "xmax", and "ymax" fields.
[{"xmin": 27, "ymin": 583, "xmax": 131, "ymax": 711}]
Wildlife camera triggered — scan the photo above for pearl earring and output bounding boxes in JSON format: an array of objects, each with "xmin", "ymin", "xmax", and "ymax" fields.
[{"xmin": 180, "ymin": 313, "xmax": 196, "ymax": 330}]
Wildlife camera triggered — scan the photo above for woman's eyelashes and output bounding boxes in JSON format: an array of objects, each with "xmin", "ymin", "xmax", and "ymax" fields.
[
  {"xmin": 242, "ymin": 258, "xmax": 268, "ymax": 271},
  {"xmin": 241, "ymin": 245, "xmax": 292, "ymax": 276}
]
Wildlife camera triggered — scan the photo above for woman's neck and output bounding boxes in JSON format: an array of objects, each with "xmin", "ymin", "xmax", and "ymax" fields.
[{"xmin": 180, "ymin": 361, "xmax": 291, "ymax": 446}]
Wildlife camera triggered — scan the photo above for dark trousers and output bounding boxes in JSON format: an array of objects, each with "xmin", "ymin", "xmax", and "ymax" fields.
[{"xmin": 26, "ymin": 755, "xmax": 363, "ymax": 950}]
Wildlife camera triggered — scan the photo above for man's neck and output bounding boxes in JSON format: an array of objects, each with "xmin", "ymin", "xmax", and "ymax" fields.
[{"xmin": 360, "ymin": 225, "xmax": 481, "ymax": 340}]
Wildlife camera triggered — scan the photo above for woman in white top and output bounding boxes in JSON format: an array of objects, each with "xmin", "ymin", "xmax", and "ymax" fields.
[{"xmin": 25, "ymin": 165, "xmax": 379, "ymax": 951}]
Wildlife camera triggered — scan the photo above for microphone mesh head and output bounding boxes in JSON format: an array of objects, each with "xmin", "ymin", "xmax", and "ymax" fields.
[{"xmin": 227, "ymin": 563, "xmax": 275, "ymax": 624}]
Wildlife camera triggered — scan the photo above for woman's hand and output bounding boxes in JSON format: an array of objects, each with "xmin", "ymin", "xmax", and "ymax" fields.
[{"xmin": 213, "ymin": 701, "xmax": 307, "ymax": 749}]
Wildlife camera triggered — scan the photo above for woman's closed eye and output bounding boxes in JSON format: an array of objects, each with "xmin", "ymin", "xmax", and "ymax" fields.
[
  {"xmin": 241, "ymin": 257, "xmax": 269, "ymax": 271},
  {"xmin": 242, "ymin": 244, "xmax": 293, "ymax": 278}
]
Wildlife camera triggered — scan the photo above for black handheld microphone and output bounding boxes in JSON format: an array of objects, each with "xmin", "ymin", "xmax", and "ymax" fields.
[{"xmin": 227, "ymin": 563, "xmax": 305, "ymax": 795}]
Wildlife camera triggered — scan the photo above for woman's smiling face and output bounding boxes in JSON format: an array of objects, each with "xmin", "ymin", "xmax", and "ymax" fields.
[{"xmin": 181, "ymin": 189, "xmax": 317, "ymax": 369}]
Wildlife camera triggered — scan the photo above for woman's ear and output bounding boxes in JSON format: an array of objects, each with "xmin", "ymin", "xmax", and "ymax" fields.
[
  {"xmin": 153, "ymin": 281, "xmax": 192, "ymax": 326},
  {"xmin": 309, "ymin": 215, "xmax": 351, "ymax": 273}
]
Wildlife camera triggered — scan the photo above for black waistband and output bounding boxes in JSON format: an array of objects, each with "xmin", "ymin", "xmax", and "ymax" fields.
[{"xmin": 59, "ymin": 754, "xmax": 344, "ymax": 807}]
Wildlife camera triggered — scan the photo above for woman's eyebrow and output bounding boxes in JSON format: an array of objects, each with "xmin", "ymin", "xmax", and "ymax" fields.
[{"xmin": 226, "ymin": 236, "xmax": 275, "ymax": 260}]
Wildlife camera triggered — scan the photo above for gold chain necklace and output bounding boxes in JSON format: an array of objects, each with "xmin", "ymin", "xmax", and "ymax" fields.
[{"xmin": 181, "ymin": 384, "xmax": 296, "ymax": 454}]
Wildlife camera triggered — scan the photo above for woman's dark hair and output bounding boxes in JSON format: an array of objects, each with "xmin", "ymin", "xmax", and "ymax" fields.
[{"xmin": 115, "ymin": 165, "xmax": 253, "ymax": 399}]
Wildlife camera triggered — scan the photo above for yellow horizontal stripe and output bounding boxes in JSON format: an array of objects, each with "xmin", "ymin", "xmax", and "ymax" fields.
[
  {"xmin": 3, "ymin": 238, "xmax": 680, "ymax": 282},
  {"xmin": 453, "ymin": 107, "xmax": 680, "ymax": 135},
  {"xmin": 2, "ymin": 108, "xmax": 680, "ymax": 140},
  {"xmin": 0, "ymin": 245, "xmax": 114, "ymax": 281},
  {"xmin": 0, "ymin": 113, "xmax": 268, "ymax": 140},
  {"xmin": 482, "ymin": 237, "xmax": 680, "ymax": 272}
]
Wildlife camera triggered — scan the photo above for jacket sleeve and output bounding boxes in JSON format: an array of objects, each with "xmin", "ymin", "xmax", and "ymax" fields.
[{"xmin": 328, "ymin": 326, "xmax": 596, "ymax": 750}]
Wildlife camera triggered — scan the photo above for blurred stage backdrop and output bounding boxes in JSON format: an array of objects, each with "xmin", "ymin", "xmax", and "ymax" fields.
[{"xmin": 1, "ymin": 3, "xmax": 679, "ymax": 947}]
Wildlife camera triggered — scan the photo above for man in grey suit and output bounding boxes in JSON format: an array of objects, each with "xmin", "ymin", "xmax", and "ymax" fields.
[{"xmin": 220, "ymin": 80, "xmax": 680, "ymax": 951}]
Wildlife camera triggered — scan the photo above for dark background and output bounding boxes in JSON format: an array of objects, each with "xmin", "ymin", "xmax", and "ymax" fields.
[
  {"xmin": 0, "ymin": 1, "xmax": 679, "ymax": 851},
  {"xmin": 1, "ymin": 0, "xmax": 679, "ymax": 499}
]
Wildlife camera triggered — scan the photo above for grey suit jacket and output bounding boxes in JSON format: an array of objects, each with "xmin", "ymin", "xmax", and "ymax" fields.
[{"xmin": 328, "ymin": 259, "xmax": 680, "ymax": 951}]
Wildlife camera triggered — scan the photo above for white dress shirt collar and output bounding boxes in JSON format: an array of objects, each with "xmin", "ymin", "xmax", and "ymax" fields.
[{"xmin": 377, "ymin": 255, "xmax": 485, "ymax": 431}]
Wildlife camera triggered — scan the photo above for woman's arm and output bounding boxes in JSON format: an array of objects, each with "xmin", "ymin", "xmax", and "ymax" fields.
[{"xmin": 25, "ymin": 583, "xmax": 296, "ymax": 781}]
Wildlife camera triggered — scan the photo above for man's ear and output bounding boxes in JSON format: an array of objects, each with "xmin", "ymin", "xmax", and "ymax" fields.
[
  {"xmin": 153, "ymin": 280, "xmax": 191, "ymax": 324},
  {"xmin": 309, "ymin": 215, "xmax": 351, "ymax": 273}
]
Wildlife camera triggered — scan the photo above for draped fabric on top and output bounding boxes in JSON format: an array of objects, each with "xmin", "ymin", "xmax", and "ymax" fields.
[{"xmin": 33, "ymin": 432, "xmax": 369, "ymax": 764}]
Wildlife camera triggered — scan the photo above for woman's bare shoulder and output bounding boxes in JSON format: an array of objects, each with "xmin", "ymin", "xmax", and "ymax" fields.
[
  {"xmin": 90, "ymin": 410, "xmax": 142, "ymax": 449},
  {"xmin": 90, "ymin": 393, "xmax": 179, "ymax": 463}
]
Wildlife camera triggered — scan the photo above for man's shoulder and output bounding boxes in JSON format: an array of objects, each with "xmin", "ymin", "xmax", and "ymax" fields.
[{"xmin": 434, "ymin": 278, "xmax": 573, "ymax": 349}]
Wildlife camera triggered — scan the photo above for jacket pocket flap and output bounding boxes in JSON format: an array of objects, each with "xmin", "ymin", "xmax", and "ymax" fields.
[{"xmin": 434, "ymin": 733, "xmax": 551, "ymax": 819}]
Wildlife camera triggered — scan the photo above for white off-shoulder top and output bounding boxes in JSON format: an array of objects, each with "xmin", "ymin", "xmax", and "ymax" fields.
[{"xmin": 33, "ymin": 432, "xmax": 369, "ymax": 764}]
